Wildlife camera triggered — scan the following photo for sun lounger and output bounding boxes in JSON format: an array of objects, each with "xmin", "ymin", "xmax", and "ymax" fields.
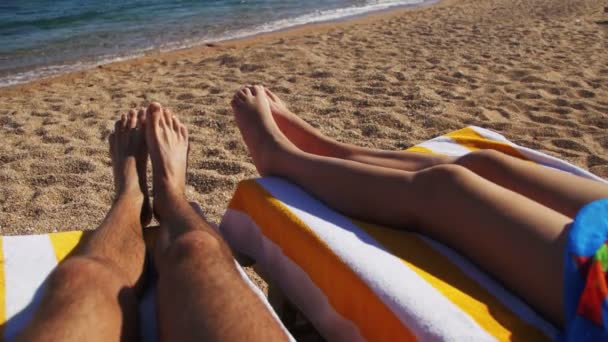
[{"xmin": 219, "ymin": 126, "xmax": 606, "ymax": 341}]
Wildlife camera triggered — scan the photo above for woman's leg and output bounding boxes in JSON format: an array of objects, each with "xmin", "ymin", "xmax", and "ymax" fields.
[
  {"xmin": 20, "ymin": 110, "xmax": 151, "ymax": 341},
  {"xmin": 455, "ymin": 150, "xmax": 608, "ymax": 217},
  {"xmin": 233, "ymin": 86, "xmax": 571, "ymax": 325},
  {"xmin": 264, "ymin": 87, "xmax": 451, "ymax": 170},
  {"xmin": 264, "ymin": 87, "xmax": 608, "ymax": 218}
]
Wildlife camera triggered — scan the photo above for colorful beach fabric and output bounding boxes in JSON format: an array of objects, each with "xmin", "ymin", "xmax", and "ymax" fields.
[
  {"xmin": 0, "ymin": 206, "xmax": 294, "ymax": 342},
  {"xmin": 220, "ymin": 126, "xmax": 607, "ymax": 341},
  {"xmin": 563, "ymin": 198, "xmax": 608, "ymax": 341}
]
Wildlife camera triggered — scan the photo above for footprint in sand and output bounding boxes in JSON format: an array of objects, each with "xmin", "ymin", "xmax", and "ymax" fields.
[
  {"xmin": 65, "ymin": 158, "xmax": 96, "ymax": 174},
  {"xmin": 361, "ymin": 124, "xmax": 382, "ymax": 138},
  {"xmin": 552, "ymin": 107, "xmax": 572, "ymax": 115},
  {"xmin": 175, "ymin": 103, "xmax": 194, "ymax": 111},
  {"xmin": 177, "ymin": 93, "xmax": 196, "ymax": 101},
  {"xmin": 507, "ymin": 69, "xmax": 530, "ymax": 80},
  {"xmin": 43, "ymin": 97, "xmax": 63, "ymax": 104},
  {"xmin": 583, "ymin": 117, "xmax": 608, "ymax": 129},
  {"xmin": 359, "ymin": 86, "xmax": 384, "ymax": 96},
  {"xmin": 598, "ymin": 136, "xmax": 608, "ymax": 149},
  {"xmin": 527, "ymin": 113, "xmax": 572, "ymax": 126},
  {"xmin": 570, "ymin": 102, "xmax": 586, "ymax": 110},
  {"xmin": 42, "ymin": 135, "xmax": 71, "ymax": 144},
  {"xmin": 208, "ymin": 87, "xmax": 223, "ymax": 95},
  {"xmin": 551, "ymin": 139, "xmax": 589, "ymax": 153},
  {"xmin": 588, "ymin": 155, "xmax": 608, "ymax": 168},
  {"xmin": 311, "ymin": 70, "xmax": 333, "ymax": 79},
  {"xmin": 197, "ymin": 160, "xmax": 246, "ymax": 176},
  {"xmin": 435, "ymin": 74, "xmax": 459, "ymax": 85},
  {"xmin": 457, "ymin": 99, "xmax": 477, "ymax": 108},
  {"xmin": 188, "ymin": 171, "xmax": 234, "ymax": 194},
  {"xmin": 515, "ymin": 139, "xmax": 544, "ymax": 150},
  {"xmin": 515, "ymin": 92, "xmax": 542, "ymax": 100},
  {"xmin": 435, "ymin": 90, "xmax": 461, "ymax": 101},
  {"xmin": 313, "ymin": 83, "xmax": 338, "ymax": 94},
  {"xmin": 565, "ymin": 80, "xmax": 582, "ymax": 88},
  {"xmin": 576, "ymin": 89, "xmax": 596, "ymax": 98},
  {"xmin": 224, "ymin": 140, "xmax": 244, "ymax": 151},
  {"xmin": 239, "ymin": 63, "xmax": 264, "ymax": 72},
  {"xmin": 550, "ymin": 98, "xmax": 570, "ymax": 107},
  {"xmin": 480, "ymin": 108, "xmax": 509, "ymax": 122},
  {"xmin": 520, "ymin": 75, "xmax": 548, "ymax": 84},
  {"xmin": 0, "ymin": 152, "xmax": 19, "ymax": 165},
  {"xmin": 545, "ymin": 87, "xmax": 564, "ymax": 96},
  {"xmin": 32, "ymin": 111, "xmax": 51, "ymax": 118},
  {"xmin": 111, "ymin": 92, "xmax": 126, "ymax": 100}
]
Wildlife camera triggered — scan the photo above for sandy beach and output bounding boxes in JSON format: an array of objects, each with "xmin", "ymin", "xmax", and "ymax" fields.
[{"xmin": 1, "ymin": 0, "xmax": 607, "ymax": 235}]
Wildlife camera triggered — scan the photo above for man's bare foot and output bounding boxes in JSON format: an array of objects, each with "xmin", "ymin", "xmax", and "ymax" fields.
[
  {"xmin": 231, "ymin": 85, "xmax": 298, "ymax": 176},
  {"xmin": 144, "ymin": 102, "xmax": 189, "ymax": 217},
  {"xmin": 109, "ymin": 109, "xmax": 152, "ymax": 225},
  {"xmin": 264, "ymin": 87, "xmax": 344, "ymax": 157}
]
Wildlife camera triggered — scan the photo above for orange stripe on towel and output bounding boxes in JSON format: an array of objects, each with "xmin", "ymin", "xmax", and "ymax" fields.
[
  {"xmin": 405, "ymin": 145, "xmax": 439, "ymax": 155},
  {"xmin": 355, "ymin": 221, "xmax": 549, "ymax": 341},
  {"xmin": 229, "ymin": 180, "xmax": 417, "ymax": 341}
]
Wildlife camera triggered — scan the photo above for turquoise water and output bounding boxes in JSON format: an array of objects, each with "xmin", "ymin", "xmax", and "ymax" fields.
[{"xmin": 0, "ymin": 0, "xmax": 425, "ymax": 87}]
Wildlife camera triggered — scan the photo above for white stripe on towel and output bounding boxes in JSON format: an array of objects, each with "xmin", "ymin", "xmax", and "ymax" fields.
[
  {"xmin": 257, "ymin": 177, "xmax": 496, "ymax": 341},
  {"xmin": 3, "ymin": 235, "xmax": 57, "ymax": 340},
  {"xmin": 221, "ymin": 209, "xmax": 362, "ymax": 342}
]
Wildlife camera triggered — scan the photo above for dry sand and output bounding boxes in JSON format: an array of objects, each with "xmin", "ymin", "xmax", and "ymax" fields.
[{"xmin": 1, "ymin": 0, "xmax": 607, "ymax": 234}]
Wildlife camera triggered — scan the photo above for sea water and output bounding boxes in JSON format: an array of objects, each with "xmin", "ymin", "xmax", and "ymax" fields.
[{"xmin": 0, "ymin": 0, "xmax": 425, "ymax": 87}]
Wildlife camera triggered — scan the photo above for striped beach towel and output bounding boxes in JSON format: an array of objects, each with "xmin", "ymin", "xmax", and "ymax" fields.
[
  {"xmin": 0, "ymin": 205, "xmax": 294, "ymax": 341},
  {"xmin": 219, "ymin": 126, "xmax": 606, "ymax": 341}
]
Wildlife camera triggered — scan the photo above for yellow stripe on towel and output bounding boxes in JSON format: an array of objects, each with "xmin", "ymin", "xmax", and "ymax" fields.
[
  {"xmin": 445, "ymin": 127, "xmax": 530, "ymax": 160},
  {"xmin": 229, "ymin": 180, "xmax": 417, "ymax": 341},
  {"xmin": 48, "ymin": 231, "xmax": 83, "ymax": 262},
  {"xmin": 354, "ymin": 221, "xmax": 549, "ymax": 341},
  {"xmin": 405, "ymin": 145, "xmax": 439, "ymax": 155}
]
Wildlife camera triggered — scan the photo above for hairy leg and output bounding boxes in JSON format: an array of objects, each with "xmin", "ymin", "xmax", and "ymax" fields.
[
  {"xmin": 233, "ymin": 86, "xmax": 571, "ymax": 325},
  {"xmin": 145, "ymin": 103, "xmax": 287, "ymax": 342},
  {"xmin": 20, "ymin": 110, "xmax": 151, "ymax": 341},
  {"xmin": 264, "ymin": 87, "xmax": 608, "ymax": 217}
]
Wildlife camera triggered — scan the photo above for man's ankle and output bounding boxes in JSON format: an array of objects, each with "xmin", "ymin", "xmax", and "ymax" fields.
[{"xmin": 154, "ymin": 189, "xmax": 187, "ymax": 217}]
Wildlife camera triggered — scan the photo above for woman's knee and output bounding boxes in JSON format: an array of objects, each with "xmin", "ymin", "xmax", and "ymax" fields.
[
  {"xmin": 455, "ymin": 149, "xmax": 506, "ymax": 173},
  {"xmin": 413, "ymin": 164, "xmax": 476, "ymax": 201}
]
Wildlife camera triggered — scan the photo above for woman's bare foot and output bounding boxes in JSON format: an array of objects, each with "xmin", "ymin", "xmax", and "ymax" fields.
[
  {"xmin": 264, "ymin": 87, "xmax": 345, "ymax": 157},
  {"xmin": 144, "ymin": 102, "xmax": 189, "ymax": 217},
  {"xmin": 231, "ymin": 85, "xmax": 299, "ymax": 176},
  {"xmin": 109, "ymin": 109, "xmax": 152, "ymax": 225}
]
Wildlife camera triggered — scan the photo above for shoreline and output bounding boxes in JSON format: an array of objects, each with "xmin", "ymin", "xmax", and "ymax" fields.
[{"xmin": 0, "ymin": 0, "xmax": 439, "ymax": 91}]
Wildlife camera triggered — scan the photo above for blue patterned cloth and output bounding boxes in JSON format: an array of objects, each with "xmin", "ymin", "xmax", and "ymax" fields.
[{"xmin": 562, "ymin": 198, "xmax": 608, "ymax": 341}]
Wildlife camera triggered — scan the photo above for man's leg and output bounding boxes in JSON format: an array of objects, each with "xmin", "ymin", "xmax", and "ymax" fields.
[
  {"xmin": 264, "ymin": 87, "xmax": 608, "ymax": 217},
  {"xmin": 144, "ymin": 103, "xmax": 287, "ymax": 342},
  {"xmin": 232, "ymin": 86, "xmax": 572, "ymax": 326},
  {"xmin": 19, "ymin": 110, "xmax": 151, "ymax": 341}
]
